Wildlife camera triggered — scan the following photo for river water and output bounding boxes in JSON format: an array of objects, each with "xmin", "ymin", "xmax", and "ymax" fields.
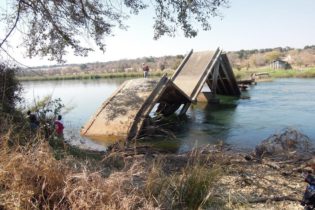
[{"xmin": 21, "ymin": 78, "xmax": 315, "ymax": 152}]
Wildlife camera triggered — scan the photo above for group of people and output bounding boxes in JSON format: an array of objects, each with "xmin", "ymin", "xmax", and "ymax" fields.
[
  {"xmin": 27, "ymin": 111, "xmax": 64, "ymax": 137},
  {"xmin": 25, "ymin": 64, "xmax": 148, "ymax": 138}
]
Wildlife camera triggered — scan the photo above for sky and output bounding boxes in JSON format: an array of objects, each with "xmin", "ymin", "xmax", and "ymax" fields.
[{"xmin": 1, "ymin": 0, "xmax": 315, "ymax": 67}]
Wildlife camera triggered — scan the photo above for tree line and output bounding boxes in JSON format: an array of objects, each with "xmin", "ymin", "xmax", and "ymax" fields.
[
  {"xmin": 20, "ymin": 55, "xmax": 185, "ymax": 77},
  {"xmin": 228, "ymin": 45, "xmax": 315, "ymax": 70},
  {"xmin": 20, "ymin": 46, "xmax": 315, "ymax": 77}
]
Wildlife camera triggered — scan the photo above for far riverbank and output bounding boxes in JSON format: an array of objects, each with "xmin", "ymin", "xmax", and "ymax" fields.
[
  {"xmin": 18, "ymin": 70, "xmax": 173, "ymax": 81},
  {"xmin": 19, "ymin": 67, "xmax": 315, "ymax": 81},
  {"xmin": 234, "ymin": 67, "xmax": 315, "ymax": 80}
]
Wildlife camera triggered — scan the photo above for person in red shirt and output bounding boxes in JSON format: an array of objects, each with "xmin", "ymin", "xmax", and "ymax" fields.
[{"xmin": 54, "ymin": 115, "xmax": 64, "ymax": 137}]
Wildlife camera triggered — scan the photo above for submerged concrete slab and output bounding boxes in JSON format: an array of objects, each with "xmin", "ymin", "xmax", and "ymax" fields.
[
  {"xmin": 81, "ymin": 48, "xmax": 241, "ymax": 142},
  {"xmin": 81, "ymin": 78, "xmax": 165, "ymax": 141}
]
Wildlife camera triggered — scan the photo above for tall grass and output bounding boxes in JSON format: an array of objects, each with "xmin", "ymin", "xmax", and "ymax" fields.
[
  {"xmin": 145, "ymin": 151, "xmax": 224, "ymax": 210},
  {"xmin": 0, "ymin": 114, "xmax": 225, "ymax": 209},
  {"xmin": 146, "ymin": 164, "xmax": 223, "ymax": 209}
]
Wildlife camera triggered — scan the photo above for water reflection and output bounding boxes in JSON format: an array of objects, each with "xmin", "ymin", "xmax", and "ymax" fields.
[
  {"xmin": 140, "ymin": 99, "xmax": 239, "ymax": 153},
  {"xmin": 22, "ymin": 78, "xmax": 315, "ymax": 152},
  {"xmin": 22, "ymin": 78, "xmax": 128, "ymax": 151},
  {"xmin": 176, "ymin": 99, "xmax": 238, "ymax": 152}
]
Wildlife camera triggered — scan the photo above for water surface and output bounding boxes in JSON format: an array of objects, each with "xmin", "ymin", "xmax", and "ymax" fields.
[{"xmin": 22, "ymin": 78, "xmax": 315, "ymax": 152}]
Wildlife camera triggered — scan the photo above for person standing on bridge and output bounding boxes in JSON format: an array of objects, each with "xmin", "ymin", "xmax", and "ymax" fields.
[{"xmin": 142, "ymin": 63, "xmax": 149, "ymax": 78}]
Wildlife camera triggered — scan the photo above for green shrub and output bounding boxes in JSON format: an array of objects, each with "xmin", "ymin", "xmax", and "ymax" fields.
[{"xmin": 0, "ymin": 64, "xmax": 21, "ymax": 113}]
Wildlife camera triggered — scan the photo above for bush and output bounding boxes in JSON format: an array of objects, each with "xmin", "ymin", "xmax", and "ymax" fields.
[{"xmin": 0, "ymin": 64, "xmax": 22, "ymax": 113}]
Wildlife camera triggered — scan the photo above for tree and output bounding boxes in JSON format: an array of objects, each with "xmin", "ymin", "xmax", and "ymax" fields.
[
  {"xmin": 79, "ymin": 64, "xmax": 88, "ymax": 71},
  {"xmin": 265, "ymin": 50, "xmax": 282, "ymax": 63},
  {"xmin": 0, "ymin": 0, "xmax": 229, "ymax": 63},
  {"xmin": 248, "ymin": 53, "xmax": 267, "ymax": 67},
  {"xmin": 226, "ymin": 52, "xmax": 240, "ymax": 67},
  {"xmin": 159, "ymin": 61, "xmax": 166, "ymax": 71},
  {"xmin": 0, "ymin": 64, "xmax": 22, "ymax": 112}
]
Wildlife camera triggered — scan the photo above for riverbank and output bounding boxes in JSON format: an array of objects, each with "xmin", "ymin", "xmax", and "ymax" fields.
[
  {"xmin": 19, "ymin": 67, "xmax": 315, "ymax": 82},
  {"xmin": 0, "ymin": 113, "xmax": 311, "ymax": 209},
  {"xmin": 0, "ymin": 138, "xmax": 309, "ymax": 209},
  {"xmin": 235, "ymin": 67, "xmax": 315, "ymax": 81},
  {"xmin": 18, "ymin": 70, "xmax": 173, "ymax": 81},
  {"xmin": 102, "ymin": 143, "xmax": 309, "ymax": 209}
]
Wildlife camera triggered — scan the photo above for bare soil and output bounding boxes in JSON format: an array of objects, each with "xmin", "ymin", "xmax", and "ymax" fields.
[{"xmin": 111, "ymin": 142, "xmax": 311, "ymax": 210}]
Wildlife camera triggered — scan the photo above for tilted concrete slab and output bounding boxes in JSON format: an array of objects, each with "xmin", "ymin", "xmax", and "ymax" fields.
[
  {"xmin": 81, "ymin": 48, "xmax": 240, "ymax": 142},
  {"xmin": 81, "ymin": 77, "xmax": 169, "ymax": 141},
  {"xmin": 172, "ymin": 49, "xmax": 221, "ymax": 100}
]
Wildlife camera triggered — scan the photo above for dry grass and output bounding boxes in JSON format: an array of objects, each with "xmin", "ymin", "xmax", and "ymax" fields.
[
  {"xmin": 145, "ymin": 163, "xmax": 223, "ymax": 209},
  {"xmin": 0, "ymin": 114, "xmax": 225, "ymax": 210},
  {"xmin": 2, "ymin": 123, "xmax": 307, "ymax": 210},
  {"xmin": 0, "ymin": 142, "xmax": 68, "ymax": 209},
  {"xmin": 143, "ymin": 149, "xmax": 225, "ymax": 210},
  {"xmin": 1, "ymin": 113, "xmax": 307, "ymax": 210}
]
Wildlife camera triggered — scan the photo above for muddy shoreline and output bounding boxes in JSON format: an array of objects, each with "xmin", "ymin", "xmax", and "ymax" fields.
[
  {"xmin": 111, "ymin": 145, "xmax": 311, "ymax": 209},
  {"xmin": 100, "ymin": 129, "xmax": 314, "ymax": 209},
  {"xmin": 60, "ymin": 128, "xmax": 315, "ymax": 209}
]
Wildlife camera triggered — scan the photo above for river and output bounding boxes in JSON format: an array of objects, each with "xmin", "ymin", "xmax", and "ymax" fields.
[{"xmin": 21, "ymin": 78, "xmax": 315, "ymax": 152}]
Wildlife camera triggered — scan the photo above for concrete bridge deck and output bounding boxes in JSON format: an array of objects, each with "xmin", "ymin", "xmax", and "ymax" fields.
[
  {"xmin": 172, "ymin": 51, "xmax": 215, "ymax": 98},
  {"xmin": 81, "ymin": 48, "xmax": 241, "ymax": 142},
  {"xmin": 81, "ymin": 78, "xmax": 167, "ymax": 141}
]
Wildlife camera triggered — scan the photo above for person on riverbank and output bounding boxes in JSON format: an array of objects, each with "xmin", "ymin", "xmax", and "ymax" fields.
[
  {"xmin": 54, "ymin": 115, "xmax": 64, "ymax": 137},
  {"xmin": 142, "ymin": 63, "xmax": 149, "ymax": 78},
  {"xmin": 27, "ymin": 110, "xmax": 39, "ymax": 131}
]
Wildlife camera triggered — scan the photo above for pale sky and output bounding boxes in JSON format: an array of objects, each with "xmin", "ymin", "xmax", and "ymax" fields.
[{"xmin": 1, "ymin": 0, "xmax": 315, "ymax": 67}]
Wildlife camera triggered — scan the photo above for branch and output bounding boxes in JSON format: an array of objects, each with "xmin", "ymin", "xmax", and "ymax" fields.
[
  {"xmin": 37, "ymin": 0, "xmax": 76, "ymax": 47},
  {"xmin": 248, "ymin": 196, "xmax": 301, "ymax": 203},
  {"xmin": 0, "ymin": 0, "xmax": 22, "ymax": 48},
  {"xmin": 0, "ymin": 46, "xmax": 29, "ymax": 68},
  {"xmin": 0, "ymin": 46, "xmax": 46, "ymax": 77}
]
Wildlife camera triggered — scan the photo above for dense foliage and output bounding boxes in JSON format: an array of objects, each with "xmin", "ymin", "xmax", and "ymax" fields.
[
  {"xmin": 0, "ymin": 64, "xmax": 21, "ymax": 112},
  {"xmin": 0, "ymin": 0, "xmax": 228, "ymax": 63}
]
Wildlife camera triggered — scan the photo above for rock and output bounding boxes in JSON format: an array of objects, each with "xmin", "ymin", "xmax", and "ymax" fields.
[
  {"xmin": 244, "ymin": 154, "xmax": 253, "ymax": 161},
  {"xmin": 255, "ymin": 128, "xmax": 312, "ymax": 160}
]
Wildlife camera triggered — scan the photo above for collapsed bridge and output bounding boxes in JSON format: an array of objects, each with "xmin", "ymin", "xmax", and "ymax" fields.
[{"xmin": 81, "ymin": 48, "xmax": 241, "ymax": 142}]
